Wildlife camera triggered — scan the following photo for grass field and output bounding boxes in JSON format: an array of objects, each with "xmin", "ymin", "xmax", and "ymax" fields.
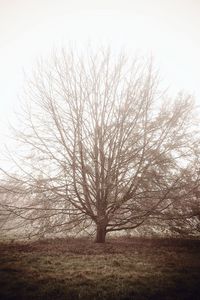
[{"xmin": 0, "ymin": 237, "xmax": 200, "ymax": 300}]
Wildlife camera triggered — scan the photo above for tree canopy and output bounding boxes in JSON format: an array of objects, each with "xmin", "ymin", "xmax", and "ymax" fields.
[{"xmin": 0, "ymin": 49, "xmax": 199, "ymax": 242}]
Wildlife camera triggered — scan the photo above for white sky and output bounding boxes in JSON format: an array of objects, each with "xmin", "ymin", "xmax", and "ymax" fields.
[{"xmin": 0, "ymin": 0, "xmax": 200, "ymax": 148}]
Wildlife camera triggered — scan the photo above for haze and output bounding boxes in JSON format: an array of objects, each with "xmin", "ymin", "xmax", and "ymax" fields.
[{"xmin": 0, "ymin": 0, "xmax": 200, "ymax": 149}]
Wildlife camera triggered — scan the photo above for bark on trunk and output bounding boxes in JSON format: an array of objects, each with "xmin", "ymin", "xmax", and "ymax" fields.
[{"xmin": 95, "ymin": 224, "xmax": 106, "ymax": 243}]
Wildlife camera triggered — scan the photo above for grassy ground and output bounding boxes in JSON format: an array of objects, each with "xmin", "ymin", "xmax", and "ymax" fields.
[{"xmin": 0, "ymin": 237, "xmax": 200, "ymax": 300}]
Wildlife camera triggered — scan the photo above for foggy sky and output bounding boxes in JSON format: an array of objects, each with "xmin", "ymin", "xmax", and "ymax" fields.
[{"xmin": 0, "ymin": 0, "xmax": 200, "ymax": 150}]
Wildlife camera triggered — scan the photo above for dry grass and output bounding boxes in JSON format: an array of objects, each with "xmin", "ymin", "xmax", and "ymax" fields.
[{"xmin": 0, "ymin": 237, "xmax": 200, "ymax": 299}]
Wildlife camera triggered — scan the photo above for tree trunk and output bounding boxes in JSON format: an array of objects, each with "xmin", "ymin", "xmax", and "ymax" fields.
[{"xmin": 95, "ymin": 224, "xmax": 107, "ymax": 243}]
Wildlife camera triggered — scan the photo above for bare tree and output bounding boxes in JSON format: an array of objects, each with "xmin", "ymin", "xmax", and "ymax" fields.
[{"xmin": 0, "ymin": 48, "xmax": 199, "ymax": 242}]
